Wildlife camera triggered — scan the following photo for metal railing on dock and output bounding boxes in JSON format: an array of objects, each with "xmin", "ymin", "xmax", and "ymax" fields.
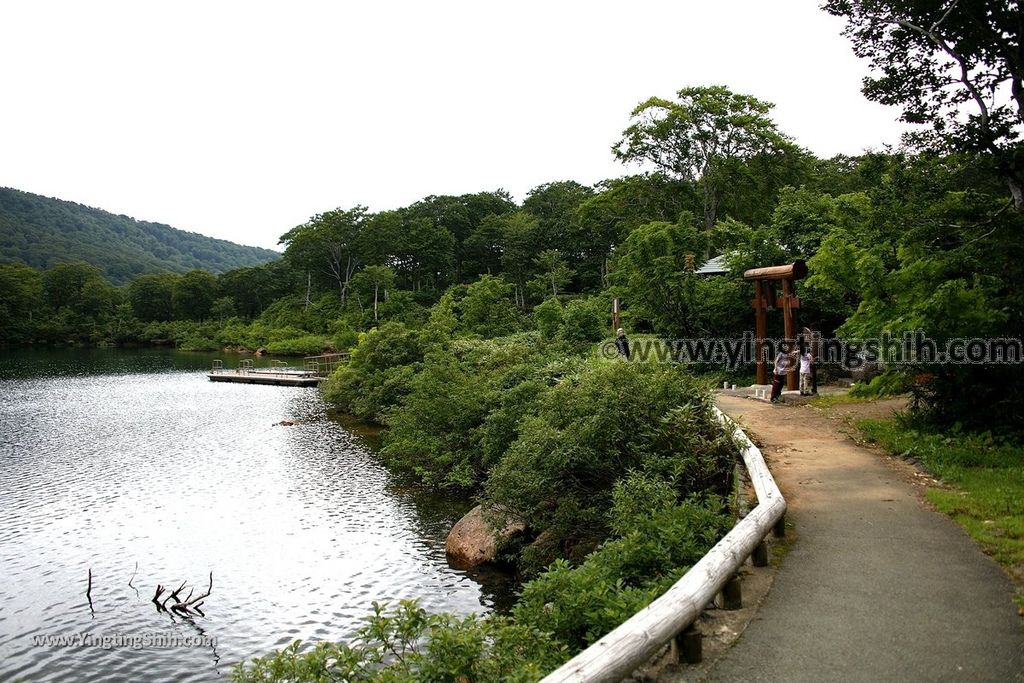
[
  {"xmin": 208, "ymin": 353, "xmax": 350, "ymax": 385},
  {"xmin": 303, "ymin": 352, "xmax": 350, "ymax": 377}
]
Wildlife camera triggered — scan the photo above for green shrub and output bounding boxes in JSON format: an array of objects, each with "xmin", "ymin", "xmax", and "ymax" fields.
[
  {"xmin": 333, "ymin": 327, "xmax": 359, "ymax": 351},
  {"xmin": 533, "ymin": 297, "xmax": 563, "ymax": 340},
  {"xmin": 178, "ymin": 335, "xmax": 219, "ymax": 351},
  {"xmin": 558, "ymin": 296, "xmax": 606, "ymax": 345},
  {"xmin": 849, "ymin": 371, "xmax": 912, "ymax": 398},
  {"xmin": 379, "ymin": 334, "xmax": 561, "ymax": 491},
  {"xmin": 512, "ymin": 498, "xmax": 728, "ymax": 650},
  {"xmin": 483, "ymin": 359, "xmax": 734, "ymax": 567},
  {"xmin": 321, "ymin": 322, "xmax": 425, "ymax": 421},
  {"xmin": 232, "ymin": 600, "xmax": 567, "ymax": 683},
  {"xmin": 458, "ymin": 275, "xmax": 523, "ymax": 337},
  {"xmin": 266, "ymin": 334, "xmax": 333, "ymax": 356}
]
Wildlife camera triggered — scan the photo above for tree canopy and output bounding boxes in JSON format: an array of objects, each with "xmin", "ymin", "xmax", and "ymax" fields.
[
  {"xmin": 613, "ymin": 85, "xmax": 794, "ymax": 230},
  {"xmin": 825, "ymin": 0, "xmax": 1024, "ymax": 207}
]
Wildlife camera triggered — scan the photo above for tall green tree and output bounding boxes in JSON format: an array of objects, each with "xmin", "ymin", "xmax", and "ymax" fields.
[
  {"xmin": 573, "ymin": 174, "xmax": 698, "ymax": 288},
  {"xmin": 172, "ymin": 269, "xmax": 218, "ymax": 321},
  {"xmin": 279, "ymin": 206, "xmax": 368, "ymax": 304},
  {"xmin": 42, "ymin": 261, "xmax": 106, "ymax": 312},
  {"xmin": 825, "ymin": 0, "xmax": 1024, "ymax": 207},
  {"xmin": 497, "ymin": 212, "xmax": 543, "ymax": 307},
  {"xmin": 613, "ymin": 85, "xmax": 791, "ymax": 231},
  {"xmin": 0, "ymin": 263, "xmax": 43, "ymax": 341},
  {"xmin": 405, "ymin": 191, "xmax": 516, "ymax": 282},
  {"xmin": 128, "ymin": 273, "xmax": 178, "ymax": 322},
  {"xmin": 532, "ymin": 249, "xmax": 574, "ymax": 298},
  {"xmin": 610, "ymin": 216, "xmax": 713, "ymax": 337},
  {"xmin": 457, "ymin": 275, "xmax": 522, "ymax": 337},
  {"xmin": 522, "ymin": 180, "xmax": 594, "ymax": 255},
  {"xmin": 352, "ymin": 265, "xmax": 396, "ymax": 322},
  {"xmin": 218, "ymin": 261, "xmax": 294, "ymax": 318}
]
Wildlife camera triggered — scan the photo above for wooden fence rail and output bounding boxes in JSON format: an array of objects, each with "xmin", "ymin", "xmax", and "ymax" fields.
[{"xmin": 540, "ymin": 407, "xmax": 786, "ymax": 682}]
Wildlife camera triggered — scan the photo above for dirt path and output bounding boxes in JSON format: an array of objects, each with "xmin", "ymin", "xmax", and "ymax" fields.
[{"xmin": 677, "ymin": 395, "xmax": 1024, "ymax": 682}]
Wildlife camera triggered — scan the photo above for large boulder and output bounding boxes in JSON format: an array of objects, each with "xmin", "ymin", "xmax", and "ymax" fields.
[{"xmin": 445, "ymin": 505, "xmax": 525, "ymax": 569}]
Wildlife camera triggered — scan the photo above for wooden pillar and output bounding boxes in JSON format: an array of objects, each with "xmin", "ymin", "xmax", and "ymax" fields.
[
  {"xmin": 612, "ymin": 297, "xmax": 621, "ymax": 334},
  {"xmin": 782, "ymin": 279, "xmax": 797, "ymax": 391},
  {"xmin": 773, "ymin": 512, "xmax": 786, "ymax": 538},
  {"xmin": 721, "ymin": 574, "xmax": 742, "ymax": 610},
  {"xmin": 754, "ymin": 281, "xmax": 767, "ymax": 385},
  {"xmin": 675, "ymin": 623, "xmax": 702, "ymax": 664},
  {"xmin": 752, "ymin": 540, "xmax": 769, "ymax": 567}
]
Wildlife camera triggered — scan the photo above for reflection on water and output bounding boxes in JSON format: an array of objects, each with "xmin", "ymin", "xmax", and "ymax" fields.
[{"xmin": 0, "ymin": 348, "xmax": 511, "ymax": 682}]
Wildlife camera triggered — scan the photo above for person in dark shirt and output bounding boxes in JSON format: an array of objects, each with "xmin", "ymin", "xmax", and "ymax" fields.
[{"xmin": 614, "ymin": 328, "xmax": 630, "ymax": 360}]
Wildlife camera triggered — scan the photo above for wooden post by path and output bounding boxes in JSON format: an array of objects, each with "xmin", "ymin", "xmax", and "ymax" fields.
[{"xmin": 782, "ymin": 279, "xmax": 798, "ymax": 391}]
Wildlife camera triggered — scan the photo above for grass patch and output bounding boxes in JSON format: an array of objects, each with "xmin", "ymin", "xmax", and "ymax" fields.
[
  {"xmin": 808, "ymin": 392, "xmax": 871, "ymax": 410},
  {"xmin": 855, "ymin": 417, "xmax": 1024, "ymax": 609}
]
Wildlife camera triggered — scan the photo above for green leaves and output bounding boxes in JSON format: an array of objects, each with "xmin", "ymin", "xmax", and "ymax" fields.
[
  {"xmin": 614, "ymin": 86, "xmax": 793, "ymax": 230},
  {"xmin": 232, "ymin": 599, "xmax": 567, "ymax": 683},
  {"xmin": 824, "ymin": 0, "xmax": 1024, "ymax": 206}
]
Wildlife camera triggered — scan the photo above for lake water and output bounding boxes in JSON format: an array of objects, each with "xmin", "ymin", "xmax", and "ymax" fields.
[{"xmin": 0, "ymin": 349, "xmax": 506, "ymax": 682}]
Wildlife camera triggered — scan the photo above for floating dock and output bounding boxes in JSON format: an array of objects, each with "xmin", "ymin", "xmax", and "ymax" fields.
[{"xmin": 207, "ymin": 353, "xmax": 349, "ymax": 387}]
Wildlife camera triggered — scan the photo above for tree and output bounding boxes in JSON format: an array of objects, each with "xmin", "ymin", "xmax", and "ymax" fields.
[
  {"xmin": 613, "ymin": 86, "xmax": 791, "ymax": 231},
  {"xmin": 610, "ymin": 216, "xmax": 713, "ymax": 337},
  {"xmin": 42, "ymin": 261, "xmax": 106, "ymax": 312},
  {"xmin": 825, "ymin": 0, "xmax": 1024, "ymax": 207},
  {"xmin": 498, "ymin": 212, "xmax": 543, "ymax": 307},
  {"xmin": 405, "ymin": 191, "xmax": 516, "ymax": 282},
  {"xmin": 128, "ymin": 273, "xmax": 178, "ymax": 322},
  {"xmin": 0, "ymin": 263, "xmax": 43, "ymax": 341},
  {"xmin": 211, "ymin": 296, "xmax": 237, "ymax": 325},
  {"xmin": 359, "ymin": 212, "xmax": 456, "ymax": 292},
  {"xmin": 279, "ymin": 206, "xmax": 368, "ymax": 304},
  {"xmin": 522, "ymin": 181, "xmax": 594, "ymax": 254},
  {"xmin": 352, "ymin": 265, "xmax": 396, "ymax": 322},
  {"xmin": 172, "ymin": 269, "xmax": 218, "ymax": 321},
  {"xmin": 572, "ymin": 174, "xmax": 698, "ymax": 288},
  {"xmin": 218, "ymin": 261, "xmax": 294, "ymax": 318},
  {"xmin": 463, "ymin": 214, "xmax": 506, "ymax": 278},
  {"xmin": 457, "ymin": 275, "xmax": 521, "ymax": 337},
  {"xmin": 532, "ymin": 249, "xmax": 574, "ymax": 298}
]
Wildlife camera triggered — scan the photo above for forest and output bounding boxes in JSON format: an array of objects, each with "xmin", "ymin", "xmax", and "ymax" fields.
[{"xmin": 0, "ymin": 187, "xmax": 279, "ymax": 283}]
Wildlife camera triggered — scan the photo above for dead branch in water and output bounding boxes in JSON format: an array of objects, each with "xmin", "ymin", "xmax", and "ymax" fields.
[
  {"xmin": 147, "ymin": 572, "xmax": 214, "ymax": 617},
  {"xmin": 152, "ymin": 584, "xmax": 168, "ymax": 613},
  {"xmin": 86, "ymin": 568, "xmax": 94, "ymax": 615}
]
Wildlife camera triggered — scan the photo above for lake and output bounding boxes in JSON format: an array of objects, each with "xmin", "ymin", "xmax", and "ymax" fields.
[{"xmin": 0, "ymin": 348, "xmax": 507, "ymax": 682}]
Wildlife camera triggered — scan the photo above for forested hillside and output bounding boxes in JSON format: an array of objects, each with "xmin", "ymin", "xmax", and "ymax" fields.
[{"xmin": 0, "ymin": 187, "xmax": 279, "ymax": 282}]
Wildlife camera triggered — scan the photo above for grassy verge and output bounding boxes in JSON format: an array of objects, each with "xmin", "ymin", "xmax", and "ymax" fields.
[{"xmin": 854, "ymin": 417, "xmax": 1024, "ymax": 612}]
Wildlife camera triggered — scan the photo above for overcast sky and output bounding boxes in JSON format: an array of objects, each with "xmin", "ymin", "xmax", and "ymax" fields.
[{"xmin": 0, "ymin": 1, "xmax": 906, "ymax": 250}]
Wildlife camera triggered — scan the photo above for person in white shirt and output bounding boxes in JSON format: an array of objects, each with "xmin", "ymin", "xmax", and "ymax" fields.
[{"xmin": 799, "ymin": 350, "xmax": 814, "ymax": 396}]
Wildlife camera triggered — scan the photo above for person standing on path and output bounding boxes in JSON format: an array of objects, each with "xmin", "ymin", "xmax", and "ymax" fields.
[
  {"xmin": 799, "ymin": 349, "xmax": 814, "ymax": 396},
  {"xmin": 770, "ymin": 342, "xmax": 799, "ymax": 403},
  {"xmin": 614, "ymin": 328, "xmax": 631, "ymax": 360}
]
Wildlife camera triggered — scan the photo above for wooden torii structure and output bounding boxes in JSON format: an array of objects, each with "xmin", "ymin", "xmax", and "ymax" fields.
[{"xmin": 744, "ymin": 260, "xmax": 808, "ymax": 388}]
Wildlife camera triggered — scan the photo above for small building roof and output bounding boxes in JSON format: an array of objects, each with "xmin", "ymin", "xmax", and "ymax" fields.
[{"xmin": 696, "ymin": 254, "xmax": 729, "ymax": 276}]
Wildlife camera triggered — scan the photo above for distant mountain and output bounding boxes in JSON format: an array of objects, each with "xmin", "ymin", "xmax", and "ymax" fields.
[{"xmin": 0, "ymin": 187, "xmax": 280, "ymax": 283}]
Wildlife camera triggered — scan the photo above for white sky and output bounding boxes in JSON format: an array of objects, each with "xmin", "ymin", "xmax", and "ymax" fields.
[{"xmin": 0, "ymin": 1, "xmax": 906, "ymax": 251}]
